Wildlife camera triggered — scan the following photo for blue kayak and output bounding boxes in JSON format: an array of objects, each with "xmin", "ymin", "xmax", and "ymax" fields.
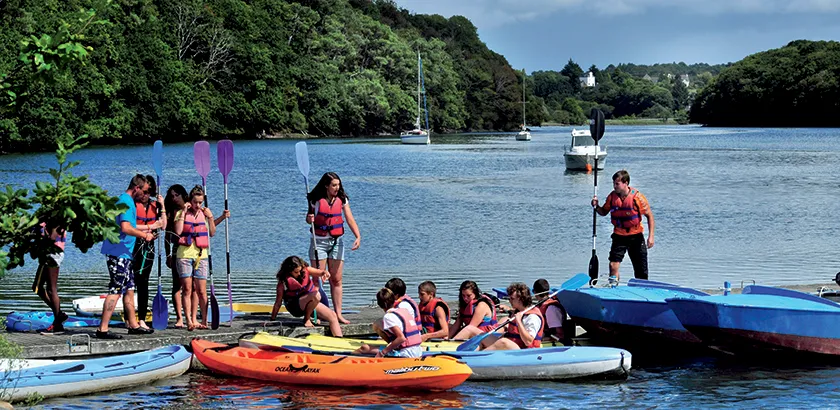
[
  {"xmin": 5, "ymin": 311, "xmax": 123, "ymax": 332},
  {"xmin": 1, "ymin": 345, "xmax": 191, "ymax": 403}
]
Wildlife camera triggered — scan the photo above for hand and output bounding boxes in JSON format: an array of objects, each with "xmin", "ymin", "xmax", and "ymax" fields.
[
  {"xmin": 513, "ymin": 311, "xmax": 525, "ymax": 324},
  {"xmin": 221, "ymin": 210, "xmax": 230, "ymax": 220},
  {"xmin": 166, "ymin": 255, "xmax": 173, "ymax": 269},
  {"xmin": 145, "ymin": 232, "xmax": 154, "ymax": 241},
  {"xmin": 202, "ymin": 207, "xmax": 213, "ymax": 219},
  {"xmin": 375, "ymin": 350, "xmax": 385, "ymax": 358},
  {"xmin": 351, "ymin": 237, "xmax": 360, "ymax": 251},
  {"xmin": 156, "ymin": 194, "xmax": 164, "ymax": 204},
  {"xmin": 647, "ymin": 236, "xmax": 655, "ymax": 249},
  {"xmin": 591, "ymin": 196, "xmax": 599, "ymax": 207},
  {"xmin": 151, "ymin": 221, "xmax": 161, "ymax": 230},
  {"xmin": 305, "ymin": 213, "xmax": 314, "ymax": 224},
  {"xmin": 183, "ymin": 203, "xmax": 191, "ymax": 211},
  {"xmin": 322, "ymin": 271, "xmax": 331, "ymax": 282}
]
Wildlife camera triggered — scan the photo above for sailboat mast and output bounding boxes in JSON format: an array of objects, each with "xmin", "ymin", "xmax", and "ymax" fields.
[
  {"xmin": 522, "ymin": 69, "xmax": 527, "ymax": 128},
  {"xmin": 420, "ymin": 54, "xmax": 430, "ymax": 132},
  {"xmin": 416, "ymin": 51, "xmax": 421, "ymax": 127}
]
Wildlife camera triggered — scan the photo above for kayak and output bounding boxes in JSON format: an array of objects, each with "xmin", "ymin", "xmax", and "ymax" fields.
[
  {"xmin": 72, "ymin": 294, "xmax": 138, "ymax": 317},
  {"xmin": 5, "ymin": 311, "xmax": 123, "ymax": 332},
  {"xmin": 240, "ymin": 332, "xmax": 463, "ymax": 352},
  {"xmin": 0, "ymin": 358, "xmax": 77, "ymax": 372},
  {"xmin": 193, "ymin": 339, "xmax": 471, "ymax": 391},
  {"xmin": 1, "ymin": 345, "xmax": 191, "ymax": 403}
]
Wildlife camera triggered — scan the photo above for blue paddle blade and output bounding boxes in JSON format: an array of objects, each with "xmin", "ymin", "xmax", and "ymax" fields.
[
  {"xmin": 153, "ymin": 140, "xmax": 163, "ymax": 177},
  {"xmin": 152, "ymin": 284, "xmax": 168, "ymax": 330},
  {"xmin": 295, "ymin": 141, "xmax": 309, "ymax": 178},
  {"xmin": 194, "ymin": 141, "xmax": 211, "ymax": 183},
  {"xmin": 217, "ymin": 139, "xmax": 234, "ymax": 184}
]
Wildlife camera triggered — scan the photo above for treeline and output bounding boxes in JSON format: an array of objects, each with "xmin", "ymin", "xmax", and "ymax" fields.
[{"xmin": 690, "ymin": 40, "xmax": 840, "ymax": 126}]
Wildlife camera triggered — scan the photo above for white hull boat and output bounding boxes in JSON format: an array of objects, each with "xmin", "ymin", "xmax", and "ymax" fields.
[
  {"xmin": 400, "ymin": 129, "xmax": 430, "ymax": 145},
  {"xmin": 402, "ymin": 51, "xmax": 431, "ymax": 145},
  {"xmin": 564, "ymin": 128, "xmax": 607, "ymax": 170}
]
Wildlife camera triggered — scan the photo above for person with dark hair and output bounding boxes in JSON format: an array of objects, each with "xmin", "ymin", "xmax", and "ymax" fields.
[
  {"xmin": 32, "ymin": 221, "xmax": 67, "ymax": 333},
  {"xmin": 479, "ymin": 283, "xmax": 543, "ymax": 351},
  {"xmin": 305, "ymin": 172, "xmax": 362, "ymax": 325},
  {"xmin": 164, "ymin": 184, "xmax": 189, "ymax": 328},
  {"xmin": 533, "ymin": 278, "xmax": 569, "ymax": 344},
  {"xmin": 271, "ymin": 255, "xmax": 342, "ymax": 337},
  {"xmin": 418, "ymin": 281, "xmax": 450, "ymax": 341},
  {"xmin": 97, "ymin": 174, "xmax": 156, "ymax": 339},
  {"xmin": 355, "ymin": 288, "xmax": 422, "ymax": 358},
  {"xmin": 449, "ymin": 280, "xmax": 497, "ymax": 340},
  {"xmin": 592, "ymin": 169, "xmax": 655, "ymax": 284},
  {"xmin": 372, "ymin": 277, "xmax": 421, "ymax": 339},
  {"xmin": 132, "ymin": 175, "xmax": 166, "ymax": 330}
]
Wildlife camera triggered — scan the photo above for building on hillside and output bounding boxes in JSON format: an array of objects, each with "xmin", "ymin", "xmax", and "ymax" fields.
[
  {"xmin": 579, "ymin": 71, "xmax": 596, "ymax": 87},
  {"xmin": 680, "ymin": 74, "xmax": 690, "ymax": 87},
  {"xmin": 642, "ymin": 74, "xmax": 659, "ymax": 83},
  {"xmin": 666, "ymin": 73, "xmax": 675, "ymax": 80}
]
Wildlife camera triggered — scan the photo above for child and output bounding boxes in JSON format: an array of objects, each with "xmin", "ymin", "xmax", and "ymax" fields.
[
  {"xmin": 533, "ymin": 278, "xmax": 569, "ymax": 344},
  {"xmin": 173, "ymin": 185, "xmax": 215, "ymax": 331},
  {"xmin": 373, "ymin": 277, "xmax": 420, "ymax": 339},
  {"xmin": 356, "ymin": 288, "xmax": 422, "ymax": 358},
  {"xmin": 449, "ymin": 280, "xmax": 498, "ymax": 340},
  {"xmin": 271, "ymin": 255, "xmax": 342, "ymax": 337},
  {"xmin": 32, "ymin": 221, "xmax": 67, "ymax": 333},
  {"xmin": 418, "ymin": 281, "xmax": 450, "ymax": 341},
  {"xmin": 480, "ymin": 282, "xmax": 543, "ymax": 351}
]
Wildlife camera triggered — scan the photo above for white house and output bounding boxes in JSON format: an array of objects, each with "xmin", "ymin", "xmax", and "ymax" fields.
[
  {"xmin": 680, "ymin": 74, "xmax": 690, "ymax": 87},
  {"xmin": 579, "ymin": 71, "xmax": 595, "ymax": 87}
]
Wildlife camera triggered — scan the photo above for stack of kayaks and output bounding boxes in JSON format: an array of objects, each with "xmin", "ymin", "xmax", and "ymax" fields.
[
  {"xmin": 5, "ymin": 311, "xmax": 122, "ymax": 332},
  {"xmin": 0, "ymin": 345, "xmax": 191, "ymax": 403},
  {"xmin": 240, "ymin": 333, "xmax": 632, "ymax": 381},
  {"xmin": 192, "ymin": 339, "xmax": 472, "ymax": 391}
]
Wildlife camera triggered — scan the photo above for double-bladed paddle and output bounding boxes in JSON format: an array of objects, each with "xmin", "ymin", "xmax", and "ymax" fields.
[
  {"xmin": 151, "ymin": 140, "xmax": 169, "ymax": 330},
  {"xmin": 194, "ymin": 141, "xmax": 220, "ymax": 330},
  {"xmin": 456, "ymin": 273, "xmax": 590, "ymax": 352},
  {"xmin": 294, "ymin": 142, "xmax": 331, "ymax": 309},
  {"xmin": 217, "ymin": 139, "xmax": 234, "ymax": 327},
  {"xmin": 588, "ymin": 109, "xmax": 606, "ymax": 283}
]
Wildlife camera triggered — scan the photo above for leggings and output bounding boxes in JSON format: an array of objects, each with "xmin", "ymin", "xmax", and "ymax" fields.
[{"xmin": 131, "ymin": 239, "xmax": 155, "ymax": 321}]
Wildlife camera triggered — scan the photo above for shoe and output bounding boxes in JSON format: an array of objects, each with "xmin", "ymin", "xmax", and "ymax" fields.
[
  {"xmin": 128, "ymin": 327, "xmax": 154, "ymax": 335},
  {"xmin": 96, "ymin": 330, "xmax": 123, "ymax": 339},
  {"xmin": 56, "ymin": 311, "xmax": 69, "ymax": 325},
  {"xmin": 40, "ymin": 324, "xmax": 65, "ymax": 335}
]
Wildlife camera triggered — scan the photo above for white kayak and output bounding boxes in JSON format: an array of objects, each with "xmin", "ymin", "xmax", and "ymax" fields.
[{"xmin": 72, "ymin": 294, "xmax": 138, "ymax": 317}]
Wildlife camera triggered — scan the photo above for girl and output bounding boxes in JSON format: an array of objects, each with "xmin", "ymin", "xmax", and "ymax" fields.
[
  {"xmin": 305, "ymin": 172, "xmax": 361, "ymax": 325},
  {"xmin": 32, "ymin": 221, "xmax": 67, "ymax": 333},
  {"xmin": 164, "ymin": 184, "xmax": 188, "ymax": 328},
  {"xmin": 357, "ymin": 288, "xmax": 423, "ymax": 358},
  {"xmin": 418, "ymin": 281, "xmax": 450, "ymax": 342},
  {"xmin": 173, "ymin": 185, "xmax": 216, "ymax": 331},
  {"xmin": 271, "ymin": 256, "xmax": 342, "ymax": 337},
  {"xmin": 479, "ymin": 282, "xmax": 543, "ymax": 351},
  {"xmin": 449, "ymin": 280, "xmax": 497, "ymax": 340},
  {"xmin": 132, "ymin": 175, "xmax": 166, "ymax": 329}
]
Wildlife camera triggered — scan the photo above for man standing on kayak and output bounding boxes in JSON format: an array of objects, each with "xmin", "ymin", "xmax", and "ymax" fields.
[
  {"xmin": 97, "ymin": 174, "xmax": 156, "ymax": 339},
  {"xmin": 591, "ymin": 170, "xmax": 655, "ymax": 284}
]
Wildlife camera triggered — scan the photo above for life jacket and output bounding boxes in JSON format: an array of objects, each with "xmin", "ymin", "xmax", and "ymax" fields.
[
  {"xmin": 178, "ymin": 210, "xmax": 209, "ymax": 248},
  {"xmin": 282, "ymin": 269, "xmax": 315, "ymax": 300},
  {"xmin": 608, "ymin": 188, "xmax": 642, "ymax": 235},
  {"xmin": 459, "ymin": 294, "xmax": 497, "ymax": 332},
  {"xmin": 394, "ymin": 295, "xmax": 421, "ymax": 326},
  {"xmin": 135, "ymin": 201, "xmax": 158, "ymax": 227},
  {"xmin": 537, "ymin": 297, "xmax": 566, "ymax": 340},
  {"xmin": 38, "ymin": 222, "xmax": 65, "ymax": 251},
  {"xmin": 419, "ymin": 297, "xmax": 450, "ymax": 333},
  {"xmin": 382, "ymin": 308, "xmax": 423, "ymax": 349},
  {"xmin": 502, "ymin": 309, "xmax": 544, "ymax": 349},
  {"xmin": 313, "ymin": 197, "xmax": 344, "ymax": 237}
]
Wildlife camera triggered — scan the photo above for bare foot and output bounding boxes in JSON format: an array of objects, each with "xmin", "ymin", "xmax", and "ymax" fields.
[
  {"xmin": 174, "ymin": 321, "xmax": 184, "ymax": 328},
  {"xmin": 138, "ymin": 321, "xmax": 150, "ymax": 330},
  {"xmin": 337, "ymin": 316, "xmax": 351, "ymax": 325},
  {"xmin": 303, "ymin": 320, "xmax": 315, "ymax": 328}
]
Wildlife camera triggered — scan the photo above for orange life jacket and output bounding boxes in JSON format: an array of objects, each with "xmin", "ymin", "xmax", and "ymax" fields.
[
  {"xmin": 178, "ymin": 210, "xmax": 209, "ymax": 248},
  {"xmin": 459, "ymin": 294, "xmax": 497, "ymax": 332},
  {"xmin": 502, "ymin": 309, "xmax": 544, "ymax": 349},
  {"xmin": 313, "ymin": 198, "xmax": 344, "ymax": 237},
  {"xmin": 537, "ymin": 297, "xmax": 566, "ymax": 340},
  {"xmin": 419, "ymin": 297, "xmax": 450, "ymax": 333},
  {"xmin": 608, "ymin": 188, "xmax": 642, "ymax": 235},
  {"xmin": 383, "ymin": 308, "xmax": 423, "ymax": 349},
  {"xmin": 282, "ymin": 269, "xmax": 315, "ymax": 300},
  {"xmin": 394, "ymin": 295, "xmax": 421, "ymax": 326},
  {"xmin": 135, "ymin": 201, "xmax": 159, "ymax": 227}
]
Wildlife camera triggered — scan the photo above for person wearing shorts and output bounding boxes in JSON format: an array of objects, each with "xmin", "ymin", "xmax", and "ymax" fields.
[
  {"xmin": 33, "ymin": 222, "xmax": 67, "ymax": 333},
  {"xmin": 98, "ymin": 174, "xmax": 156, "ymax": 339},
  {"xmin": 173, "ymin": 185, "xmax": 217, "ymax": 331},
  {"xmin": 271, "ymin": 256, "xmax": 343, "ymax": 337}
]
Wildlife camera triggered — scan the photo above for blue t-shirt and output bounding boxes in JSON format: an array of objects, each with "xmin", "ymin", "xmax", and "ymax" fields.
[{"xmin": 101, "ymin": 192, "xmax": 137, "ymax": 259}]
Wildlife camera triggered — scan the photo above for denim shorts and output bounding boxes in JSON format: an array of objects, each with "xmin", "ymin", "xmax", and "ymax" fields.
[
  {"xmin": 46, "ymin": 252, "xmax": 64, "ymax": 268},
  {"xmin": 106, "ymin": 256, "xmax": 135, "ymax": 295},
  {"xmin": 176, "ymin": 258, "xmax": 209, "ymax": 280},
  {"xmin": 309, "ymin": 236, "xmax": 344, "ymax": 261}
]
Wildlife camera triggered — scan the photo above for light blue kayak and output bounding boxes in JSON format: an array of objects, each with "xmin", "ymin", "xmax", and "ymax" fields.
[
  {"xmin": 5, "ymin": 311, "xmax": 123, "ymax": 332},
  {"xmin": 1, "ymin": 345, "xmax": 191, "ymax": 403}
]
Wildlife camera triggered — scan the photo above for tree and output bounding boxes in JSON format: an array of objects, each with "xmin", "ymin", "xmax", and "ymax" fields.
[
  {"xmin": 671, "ymin": 79, "xmax": 689, "ymax": 110},
  {"xmin": 560, "ymin": 59, "xmax": 583, "ymax": 94}
]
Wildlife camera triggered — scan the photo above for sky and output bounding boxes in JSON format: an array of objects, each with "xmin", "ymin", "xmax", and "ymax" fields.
[{"xmin": 394, "ymin": 0, "xmax": 840, "ymax": 72}]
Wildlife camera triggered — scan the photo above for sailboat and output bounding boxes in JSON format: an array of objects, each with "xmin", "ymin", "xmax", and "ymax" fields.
[
  {"xmin": 401, "ymin": 51, "xmax": 431, "ymax": 145},
  {"xmin": 516, "ymin": 69, "xmax": 531, "ymax": 141}
]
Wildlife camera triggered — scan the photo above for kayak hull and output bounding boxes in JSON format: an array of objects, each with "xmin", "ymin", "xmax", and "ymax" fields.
[
  {"xmin": 5, "ymin": 311, "xmax": 122, "ymax": 332},
  {"xmin": 241, "ymin": 332, "xmax": 462, "ymax": 352}
]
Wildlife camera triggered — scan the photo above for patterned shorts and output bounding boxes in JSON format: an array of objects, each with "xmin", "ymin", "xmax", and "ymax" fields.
[{"xmin": 106, "ymin": 256, "xmax": 135, "ymax": 295}]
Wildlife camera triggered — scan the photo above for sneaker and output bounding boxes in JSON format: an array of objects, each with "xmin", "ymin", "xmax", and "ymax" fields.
[
  {"xmin": 96, "ymin": 330, "xmax": 123, "ymax": 339},
  {"xmin": 56, "ymin": 311, "xmax": 69, "ymax": 325},
  {"xmin": 128, "ymin": 327, "xmax": 154, "ymax": 335}
]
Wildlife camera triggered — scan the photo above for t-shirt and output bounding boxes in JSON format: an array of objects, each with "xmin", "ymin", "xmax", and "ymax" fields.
[
  {"xmin": 101, "ymin": 192, "xmax": 136, "ymax": 259},
  {"xmin": 382, "ymin": 311, "xmax": 422, "ymax": 358},
  {"xmin": 174, "ymin": 209, "xmax": 207, "ymax": 259},
  {"xmin": 521, "ymin": 313, "xmax": 543, "ymax": 339},
  {"xmin": 544, "ymin": 305, "xmax": 565, "ymax": 329},
  {"xmin": 397, "ymin": 300, "xmax": 418, "ymax": 321}
]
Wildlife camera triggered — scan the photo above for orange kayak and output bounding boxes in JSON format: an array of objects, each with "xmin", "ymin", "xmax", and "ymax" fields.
[{"xmin": 191, "ymin": 339, "xmax": 471, "ymax": 391}]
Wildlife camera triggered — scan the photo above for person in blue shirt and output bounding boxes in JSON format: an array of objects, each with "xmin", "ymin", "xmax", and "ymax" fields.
[{"xmin": 97, "ymin": 174, "xmax": 157, "ymax": 339}]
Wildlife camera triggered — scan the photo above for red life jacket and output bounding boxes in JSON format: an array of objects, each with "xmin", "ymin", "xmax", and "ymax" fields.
[
  {"xmin": 502, "ymin": 309, "xmax": 544, "ymax": 349},
  {"xmin": 135, "ymin": 201, "xmax": 158, "ymax": 227},
  {"xmin": 419, "ymin": 297, "xmax": 450, "ymax": 333},
  {"xmin": 608, "ymin": 188, "xmax": 642, "ymax": 234},
  {"xmin": 459, "ymin": 294, "xmax": 497, "ymax": 332},
  {"xmin": 282, "ymin": 269, "xmax": 315, "ymax": 300},
  {"xmin": 537, "ymin": 297, "xmax": 566, "ymax": 340},
  {"xmin": 178, "ymin": 210, "xmax": 209, "ymax": 248},
  {"xmin": 394, "ymin": 295, "xmax": 421, "ymax": 326},
  {"xmin": 382, "ymin": 308, "xmax": 423, "ymax": 349},
  {"xmin": 313, "ymin": 198, "xmax": 344, "ymax": 237}
]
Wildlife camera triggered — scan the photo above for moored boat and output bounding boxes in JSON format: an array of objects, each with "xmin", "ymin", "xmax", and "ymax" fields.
[
  {"xmin": 564, "ymin": 129, "xmax": 607, "ymax": 170},
  {"xmin": 240, "ymin": 332, "xmax": 462, "ymax": 352},
  {"xmin": 5, "ymin": 311, "xmax": 122, "ymax": 332},
  {"xmin": 401, "ymin": 51, "xmax": 431, "ymax": 145},
  {"xmin": 193, "ymin": 339, "xmax": 471, "ymax": 391}
]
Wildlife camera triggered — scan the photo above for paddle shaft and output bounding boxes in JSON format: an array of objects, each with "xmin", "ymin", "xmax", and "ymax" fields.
[
  {"xmin": 223, "ymin": 182, "xmax": 232, "ymax": 325},
  {"xmin": 202, "ymin": 179, "xmax": 220, "ymax": 329},
  {"xmin": 156, "ymin": 175, "xmax": 163, "ymax": 286}
]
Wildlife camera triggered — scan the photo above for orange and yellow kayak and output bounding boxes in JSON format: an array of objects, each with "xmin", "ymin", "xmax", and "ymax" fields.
[{"xmin": 191, "ymin": 339, "xmax": 471, "ymax": 391}]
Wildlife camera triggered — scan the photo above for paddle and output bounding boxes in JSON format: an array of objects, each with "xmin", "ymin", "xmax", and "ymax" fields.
[
  {"xmin": 194, "ymin": 141, "xmax": 220, "ymax": 330},
  {"xmin": 294, "ymin": 142, "xmax": 331, "ymax": 310},
  {"xmin": 217, "ymin": 139, "xmax": 234, "ymax": 327},
  {"xmin": 151, "ymin": 140, "xmax": 169, "ymax": 330},
  {"xmin": 588, "ymin": 109, "xmax": 606, "ymax": 282},
  {"xmin": 455, "ymin": 273, "xmax": 590, "ymax": 352}
]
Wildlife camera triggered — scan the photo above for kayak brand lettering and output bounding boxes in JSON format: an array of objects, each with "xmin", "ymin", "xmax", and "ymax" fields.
[
  {"xmin": 274, "ymin": 364, "xmax": 320, "ymax": 374},
  {"xmin": 384, "ymin": 365, "xmax": 440, "ymax": 375}
]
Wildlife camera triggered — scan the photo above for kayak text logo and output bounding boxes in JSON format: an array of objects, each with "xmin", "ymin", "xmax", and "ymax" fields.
[
  {"xmin": 275, "ymin": 364, "xmax": 321, "ymax": 374},
  {"xmin": 384, "ymin": 365, "xmax": 440, "ymax": 375}
]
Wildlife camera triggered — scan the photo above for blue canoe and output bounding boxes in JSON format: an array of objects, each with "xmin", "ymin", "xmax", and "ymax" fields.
[
  {"xmin": 557, "ymin": 279, "xmax": 709, "ymax": 345},
  {"xmin": 666, "ymin": 285, "xmax": 840, "ymax": 357},
  {"xmin": 5, "ymin": 311, "xmax": 123, "ymax": 332},
  {"xmin": 1, "ymin": 345, "xmax": 191, "ymax": 403}
]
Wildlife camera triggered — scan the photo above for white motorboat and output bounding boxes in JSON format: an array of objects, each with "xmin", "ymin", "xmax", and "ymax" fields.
[
  {"xmin": 401, "ymin": 51, "xmax": 431, "ymax": 145},
  {"xmin": 515, "ymin": 69, "xmax": 531, "ymax": 141},
  {"xmin": 564, "ymin": 129, "xmax": 607, "ymax": 170}
]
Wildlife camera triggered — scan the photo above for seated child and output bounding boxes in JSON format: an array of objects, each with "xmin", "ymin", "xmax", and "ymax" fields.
[
  {"xmin": 479, "ymin": 282, "xmax": 543, "ymax": 350},
  {"xmin": 271, "ymin": 255, "xmax": 342, "ymax": 337},
  {"xmin": 449, "ymin": 280, "xmax": 498, "ymax": 340},
  {"xmin": 533, "ymin": 278, "xmax": 570, "ymax": 344},
  {"xmin": 356, "ymin": 288, "xmax": 423, "ymax": 358},
  {"xmin": 373, "ymin": 277, "xmax": 420, "ymax": 338},
  {"xmin": 418, "ymin": 281, "xmax": 450, "ymax": 341}
]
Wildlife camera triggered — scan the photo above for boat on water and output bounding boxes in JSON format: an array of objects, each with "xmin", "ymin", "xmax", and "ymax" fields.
[
  {"xmin": 193, "ymin": 339, "xmax": 471, "ymax": 391},
  {"xmin": 0, "ymin": 345, "xmax": 190, "ymax": 403},
  {"xmin": 666, "ymin": 284, "xmax": 840, "ymax": 358},
  {"xmin": 516, "ymin": 69, "xmax": 531, "ymax": 141},
  {"xmin": 564, "ymin": 129, "xmax": 607, "ymax": 170},
  {"xmin": 240, "ymin": 332, "xmax": 462, "ymax": 352},
  {"xmin": 401, "ymin": 51, "xmax": 431, "ymax": 145}
]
